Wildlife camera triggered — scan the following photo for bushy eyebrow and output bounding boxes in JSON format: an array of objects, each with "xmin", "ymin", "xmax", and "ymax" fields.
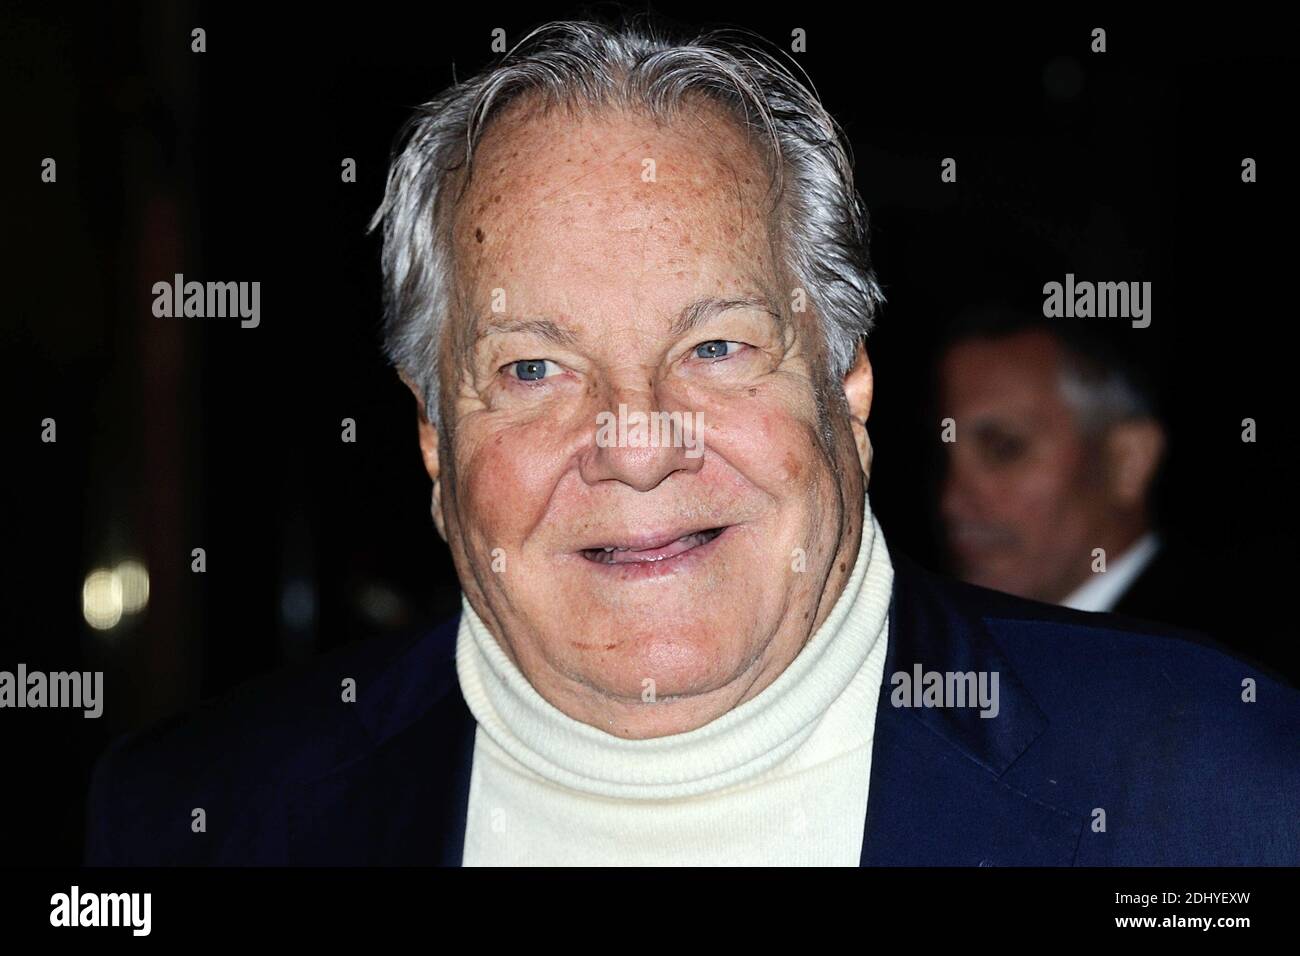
[
  {"xmin": 474, "ymin": 317, "xmax": 580, "ymax": 348},
  {"xmin": 669, "ymin": 294, "xmax": 784, "ymax": 338},
  {"xmin": 474, "ymin": 293, "xmax": 783, "ymax": 349}
]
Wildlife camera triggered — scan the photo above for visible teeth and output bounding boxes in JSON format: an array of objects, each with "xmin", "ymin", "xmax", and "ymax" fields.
[{"xmin": 582, "ymin": 529, "xmax": 729, "ymax": 564}]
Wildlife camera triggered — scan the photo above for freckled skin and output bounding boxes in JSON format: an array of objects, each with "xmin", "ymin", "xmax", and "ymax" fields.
[{"xmin": 410, "ymin": 97, "xmax": 876, "ymax": 738}]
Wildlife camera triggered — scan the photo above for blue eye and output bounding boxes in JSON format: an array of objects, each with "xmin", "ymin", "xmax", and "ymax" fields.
[
  {"xmin": 511, "ymin": 359, "xmax": 551, "ymax": 381},
  {"xmin": 694, "ymin": 340, "xmax": 734, "ymax": 359}
]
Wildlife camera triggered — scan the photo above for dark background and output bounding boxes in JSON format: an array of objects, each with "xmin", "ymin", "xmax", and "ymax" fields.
[{"xmin": 3, "ymin": 3, "xmax": 1296, "ymax": 865}]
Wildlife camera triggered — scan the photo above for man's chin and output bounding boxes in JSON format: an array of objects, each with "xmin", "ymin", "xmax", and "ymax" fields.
[
  {"xmin": 551, "ymin": 569, "xmax": 756, "ymax": 625},
  {"xmin": 555, "ymin": 624, "xmax": 758, "ymax": 699}
]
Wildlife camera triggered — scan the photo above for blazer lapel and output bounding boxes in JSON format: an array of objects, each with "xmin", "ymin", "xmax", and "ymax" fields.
[
  {"xmin": 860, "ymin": 554, "xmax": 1084, "ymax": 866},
  {"xmin": 285, "ymin": 619, "xmax": 477, "ymax": 865}
]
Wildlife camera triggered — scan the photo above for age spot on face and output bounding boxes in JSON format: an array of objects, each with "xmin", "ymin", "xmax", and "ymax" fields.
[
  {"xmin": 571, "ymin": 641, "xmax": 619, "ymax": 652},
  {"xmin": 783, "ymin": 451, "xmax": 803, "ymax": 481}
]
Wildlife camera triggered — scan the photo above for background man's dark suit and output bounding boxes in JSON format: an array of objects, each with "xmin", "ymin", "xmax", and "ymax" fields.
[
  {"xmin": 1110, "ymin": 541, "xmax": 1299, "ymax": 687},
  {"xmin": 85, "ymin": 553, "xmax": 1300, "ymax": 866}
]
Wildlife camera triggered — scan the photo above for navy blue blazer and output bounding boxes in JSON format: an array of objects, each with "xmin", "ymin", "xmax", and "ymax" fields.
[{"xmin": 84, "ymin": 553, "xmax": 1300, "ymax": 866}]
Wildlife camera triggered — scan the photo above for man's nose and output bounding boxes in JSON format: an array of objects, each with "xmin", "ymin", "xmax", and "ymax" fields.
[{"xmin": 578, "ymin": 390, "xmax": 705, "ymax": 492}]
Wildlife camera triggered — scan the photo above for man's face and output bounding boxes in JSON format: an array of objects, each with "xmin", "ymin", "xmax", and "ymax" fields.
[
  {"xmin": 938, "ymin": 330, "xmax": 1110, "ymax": 603},
  {"xmin": 417, "ymin": 101, "xmax": 870, "ymax": 738}
]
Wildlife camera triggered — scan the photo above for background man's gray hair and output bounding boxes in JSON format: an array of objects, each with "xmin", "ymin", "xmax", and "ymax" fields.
[
  {"xmin": 940, "ymin": 305, "xmax": 1160, "ymax": 435},
  {"xmin": 1056, "ymin": 349, "xmax": 1154, "ymax": 434},
  {"xmin": 367, "ymin": 17, "xmax": 886, "ymax": 427}
]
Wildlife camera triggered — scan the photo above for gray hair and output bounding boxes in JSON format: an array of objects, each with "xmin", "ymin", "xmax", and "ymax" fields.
[
  {"xmin": 367, "ymin": 18, "xmax": 885, "ymax": 426},
  {"xmin": 1057, "ymin": 350, "xmax": 1154, "ymax": 435}
]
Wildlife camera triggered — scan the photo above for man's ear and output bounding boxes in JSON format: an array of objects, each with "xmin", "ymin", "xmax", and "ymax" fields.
[
  {"xmin": 399, "ymin": 371, "xmax": 448, "ymax": 542},
  {"xmin": 1105, "ymin": 418, "xmax": 1165, "ymax": 509},
  {"xmin": 842, "ymin": 340, "xmax": 875, "ymax": 479}
]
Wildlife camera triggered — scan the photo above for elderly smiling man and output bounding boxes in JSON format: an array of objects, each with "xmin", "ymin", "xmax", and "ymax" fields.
[{"xmin": 87, "ymin": 19, "xmax": 1299, "ymax": 867}]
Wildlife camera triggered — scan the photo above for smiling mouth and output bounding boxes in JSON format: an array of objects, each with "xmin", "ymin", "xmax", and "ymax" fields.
[{"xmin": 580, "ymin": 527, "xmax": 727, "ymax": 565}]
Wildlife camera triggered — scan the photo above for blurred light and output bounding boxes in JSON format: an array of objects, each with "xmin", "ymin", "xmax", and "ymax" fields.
[
  {"xmin": 356, "ymin": 582, "xmax": 408, "ymax": 630},
  {"xmin": 115, "ymin": 559, "xmax": 150, "ymax": 614},
  {"xmin": 82, "ymin": 569, "xmax": 122, "ymax": 630}
]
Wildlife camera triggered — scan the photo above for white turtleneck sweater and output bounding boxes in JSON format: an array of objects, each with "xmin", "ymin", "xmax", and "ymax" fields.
[{"xmin": 455, "ymin": 494, "xmax": 894, "ymax": 866}]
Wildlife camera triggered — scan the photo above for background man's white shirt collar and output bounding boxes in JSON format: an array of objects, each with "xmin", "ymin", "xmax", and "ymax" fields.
[{"xmin": 1060, "ymin": 531, "xmax": 1161, "ymax": 613}]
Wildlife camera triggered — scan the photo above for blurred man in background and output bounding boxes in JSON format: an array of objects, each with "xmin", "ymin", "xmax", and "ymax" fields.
[
  {"xmin": 938, "ymin": 308, "xmax": 1164, "ymax": 612},
  {"xmin": 936, "ymin": 307, "xmax": 1294, "ymax": 683}
]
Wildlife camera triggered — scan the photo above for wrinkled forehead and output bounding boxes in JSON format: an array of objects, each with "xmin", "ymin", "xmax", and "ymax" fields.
[{"xmin": 446, "ymin": 97, "xmax": 784, "ymax": 318}]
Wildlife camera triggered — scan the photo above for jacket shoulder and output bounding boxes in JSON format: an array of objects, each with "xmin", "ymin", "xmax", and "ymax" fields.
[
  {"xmin": 893, "ymin": 556, "xmax": 1300, "ymax": 863},
  {"xmin": 85, "ymin": 619, "xmax": 461, "ymax": 865}
]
